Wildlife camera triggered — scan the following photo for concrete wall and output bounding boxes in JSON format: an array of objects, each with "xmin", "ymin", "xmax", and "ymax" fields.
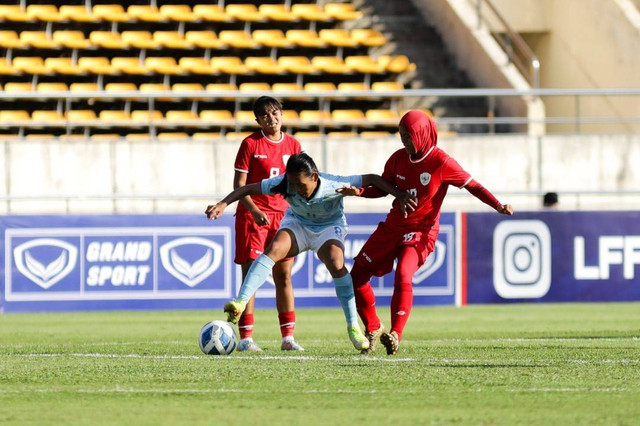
[{"xmin": 2, "ymin": 134, "xmax": 639, "ymax": 215}]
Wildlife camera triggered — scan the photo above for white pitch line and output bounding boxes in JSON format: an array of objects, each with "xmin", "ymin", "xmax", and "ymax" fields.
[
  {"xmin": 2, "ymin": 353, "xmax": 416, "ymax": 362},
  {"xmin": 507, "ymin": 387, "xmax": 631, "ymax": 393}
]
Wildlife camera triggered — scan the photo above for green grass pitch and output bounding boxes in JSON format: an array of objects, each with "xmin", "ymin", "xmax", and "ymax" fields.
[{"xmin": 1, "ymin": 303, "xmax": 639, "ymax": 425}]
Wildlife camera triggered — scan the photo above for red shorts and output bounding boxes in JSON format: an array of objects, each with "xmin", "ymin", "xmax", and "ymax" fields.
[
  {"xmin": 354, "ymin": 221, "xmax": 438, "ymax": 277},
  {"xmin": 234, "ymin": 210, "xmax": 286, "ymax": 264}
]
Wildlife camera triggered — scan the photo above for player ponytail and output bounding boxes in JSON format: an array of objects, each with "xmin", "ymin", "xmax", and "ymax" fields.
[{"xmin": 271, "ymin": 153, "xmax": 318, "ymax": 198}]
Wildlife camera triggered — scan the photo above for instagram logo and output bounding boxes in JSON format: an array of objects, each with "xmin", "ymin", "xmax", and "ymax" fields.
[{"xmin": 493, "ymin": 220, "xmax": 551, "ymax": 299}]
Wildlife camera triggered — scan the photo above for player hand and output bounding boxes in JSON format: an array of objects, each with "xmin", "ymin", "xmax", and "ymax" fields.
[
  {"xmin": 397, "ymin": 192, "xmax": 418, "ymax": 218},
  {"xmin": 205, "ymin": 202, "xmax": 226, "ymax": 220},
  {"xmin": 335, "ymin": 186, "xmax": 362, "ymax": 197},
  {"xmin": 497, "ymin": 204, "xmax": 514, "ymax": 215},
  {"xmin": 251, "ymin": 210, "xmax": 270, "ymax": 226}
]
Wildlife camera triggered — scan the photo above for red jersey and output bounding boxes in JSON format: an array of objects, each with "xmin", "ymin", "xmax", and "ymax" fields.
[
  {"xmin": 381, "ymin": 146, "xmax": 471, "ymax": 232},
  {"xmin": 234, "ymin": 130, "xmax": 302, "ymax": 214}
]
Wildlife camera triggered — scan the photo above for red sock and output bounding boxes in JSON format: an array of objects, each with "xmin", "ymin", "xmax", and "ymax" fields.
[
  {"xmin": 238, "ymin": 313, "xmax": 254, "ymax": 340},
  {"xmin": 351, "ymin": 264, "xmax": 380, "ymax": 333},
  {"xmin": 390, "ymin": 247, "xmax": 420, "ymax": 341},
  {"xmin": 278, "ymin": 311, "xmax": 296, "ymax": 338}
]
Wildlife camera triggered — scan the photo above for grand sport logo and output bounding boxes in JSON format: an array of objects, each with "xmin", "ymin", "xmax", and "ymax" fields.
[
  {"xmin": 13, "ymin": 238, "xmax": 78, "ymax": 289},
  {"xmin": 159, "ymin": 237, "xmax": 223, "ymax": 287}
]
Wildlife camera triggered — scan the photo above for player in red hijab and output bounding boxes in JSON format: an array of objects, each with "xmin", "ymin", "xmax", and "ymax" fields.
[{"xmin": 352, "ymin": 110, "xmax": 514, "ymax": 355}]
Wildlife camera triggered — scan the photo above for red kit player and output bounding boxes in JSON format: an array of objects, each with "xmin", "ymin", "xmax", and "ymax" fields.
[
  {"xmin": 351, "ymin": 110, "xmax": 514, "ymax": 355},
  {"xmin": 232, "ymin": 96, "xmax": 303, "ymax": 351}
]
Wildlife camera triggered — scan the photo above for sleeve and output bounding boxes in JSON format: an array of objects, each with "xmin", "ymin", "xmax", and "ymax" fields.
[
  {"xmin": 359, "ymin": 155, "xmax": 395, "ymax": 198},
  {"xmin": 234, "ymin": 139, "xmax": 252, "ymax": 173},
  {"xmin": 260, "ymin": 174, "xmax": 286, "ymax": 195},
  {"xmin": 464, "ymin": 179, "xmax": 502, "ymax": 210},
  {"xmin": 440, "ymin": 157, "xmax": 472, "ymax": 188}
]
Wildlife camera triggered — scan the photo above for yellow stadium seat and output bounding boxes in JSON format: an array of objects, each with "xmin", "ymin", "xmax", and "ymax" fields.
[
  {"xmin": 200, "ymin": 110, "xmax": 234, "ymax": 121},
  {"xmin": 4, "ymin": 82, "xmax": 33, "ymax": 92},
  {"xmin": 337, "ymin": 82, "xmax": 369, "ymax": 99},
  {"xmin": 185, "ymin": 31, "xmax": 226, "ymax": 49},
  {"xmin": 92, "ymin": 5, "xmax": 130, "ymax": 22},
  {"xmin": 0, "ymin": 58, "xmax": 16, "ymax": 75},
  {"xmin": 332, "ymin": 109, "xmax": 366, "ymax": 123},
  {"xmin": 165, "ymin": 110, "xmax": 199, "ymax": 122},
  {"xmin": 239, "ymin": 82, "xmax": 272, "ymax": 92},
  {"xmin": 371, "ymin": 81, "xmax": 404, "ymax": 92},
  {"xmin": 258, "ymin": 4, "xmax": 297, "ymax": 22},
  {"xmin": 252, "ymin": 30, "xmax": 292, "ymax": 48},
  {"xmin": 345, "ymin": 56, "xmax": 385, "ymax": 74},
  {"xmin": 32, "ymin": 110, "xmax": 64, "ymax": 123},
  {"xmin": 365, "ymin": 109, "xmax": 399, "ymax": 123},
  {"xmin": 224, "ymin": 131, "xmax": 253, "ymax": 140},
  {"xmin": 192, "ymin": 5, "xmax": 229, "ymax": 22},
  {"xmin": 0, "ymin": 110, "xmax": 30, "ymax": 122},
  {"xmin": 159, "ymin": 5, "xmax": 196, "ymax": 22},
  {"xmin": 0, "ymin": 31, "xmax": 25, "ymax": 49},
  {"xmin": 131, "ymin": 110, "xmax": 163, "ymax": 122},
  {"xmin": 304, "ymin": 82, "xmax": 337, "ymax": 93},
  {"xmin": 153, "ymin": 31, "xmax": 194, "ymax": 50},
  {"xmin": 300, "ymin": 110, "xmax": 331, "ymax": 123},
  {"xmin": 327, "ymin": 131, "xmax": 358, "ymax": 138},
  {"xmin": 91, "ymin": 134, "xmax": 122, "ymax": 141},
  {"xmin": 25, "ymin": 134, "xmax": 56, "ymax": 140},
  {"xmin": 59, "ymin": 5, "xmax": 96, "ymax": 23},
  {"xmin": 351, "ymin": 29, "xmax": 387, "ymax": 47},
  {"xmin": 0, "ymin": 5, "xmax": 30, "ymax": 22},
  {"xmin": 293, "ymin": 131, "xmax": 322, "ymax": 139},
  {"xmin": 178, "ymin": 57, "xmax": 217, "ymax": 75},
  {"xmin": 281, "ymin": 110, "xmax": 300, "ymax": 121},
  {"xmin": 226, "ymin": 4, "xmax": 263, "ymax": 22},
  {"xmin": 99, "ymin": 110, "xmax": 131, "ymax": 122},
  {"xmin": 78, "ymin": 57, "xmax": 114, "ymax": 74},
  {"xmin": 26, "ymin": 4, "xmax": 62, "ymax": 22},
  {"xmin": 127, "ymin": 5, "xmax": 166, "ymax": 23},
  {"xmin": 121, "ymin": 31, "xmax": 159, "ymax": 49},
  {"xmin": 144, "ymin": 57, "xmax": 183, "ymax": 74},
  {"xmin": 319, "ymin": 29, "xmax": 357, "ymax": 48},
  {"xmin": 44, "ymin": 58, "xmax": 82, "ymax": 75},
  {"xmin": 36, "ymin": 82, "xmax": 69, "ymax": 92},
  {"xmin": 205, "ymin": 83, "xmax": 238, "ymax": 101},
  {"xmin": 210, "ymin": 57, "xmax": 248, "ymax": 74},
  {"xmin": 70, "ymin": 82, "xmax": 99, "ymax": 92},
  {"xmin": 379, "ymin": 55, "xmax": 416, "ymax": 73},
  {"xmin": 235, "ymin": 111, "xmax": 259, "ymax": 125},
  {"xmin": 285, "ymin": 30, "xmax": 326, "ymax": 48},
  {"xmin": 158, "ymin": 132, "xmax": 190, "ymax": 140},
  {"xmin": 291, "ymin": 4, "xmax": 331, "ymax": 21},
  {"xmin": 104, "ymin": 83, "xmax": 138, "ymax": 99},
  {"xmin": 12, "ymin": 57, "xmax": 48, "ymax": 74},
  {"xmin": 125, "ymin": 133, "xmax": 152, "ymax": 141},
  {"xmin": 139, "ymin": 83, "xmax": 172, "ymax": 102},
  {"xmin": 53, "ymin": 31, "xmax": 91, "ymax": 49},
  {"xmin": 172, "ymin": 83, "xmax": 206, "ymax": 100},
  {"xmin": 111, "ymin": 57, "xmax": 149, "ymax": 75},
  {"xmin": 278, "ymin": 56, "xmax": 317, "ymax": 74},
  {"xmin": 20, "ymin": 31, "xmax": 60, "ymax": 49},
  {"xmin": 311, "ymin": 56, "xmax": 350, "ymax": 74},
  {"xmin": 218, "ymin": 31, "xmax": 259, "ymax": 49},
  {"xmin": 360, "ymin": 131, "xmax": 395, "ymax": 138},
  {"xmin": 90, "ymin": 31, "xmax": 127, "ymax": 49},
  {"xmin": 325, "ymin": 3, "xmax": 363, "ymax": 21},
  {"xmin": 245, "ymin": 57, "xmax": 282, "ymax": 74},
  {"xmin": 66, "ymin": 110, "xmax": 97, "ymax": 121},
  {"xmin": 192, "ymin": 132, "xmax": 222, "ymax": 140},
  {"xmin": 272, "ymin": 83, "xmax": 304, "ymax": 95}
]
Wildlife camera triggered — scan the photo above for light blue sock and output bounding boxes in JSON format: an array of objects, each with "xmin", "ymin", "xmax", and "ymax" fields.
[
  {"xmin": 237, "ymin": 254, "xmax": 275, "ymax": 302},
  {"xmin": 333, "ymin": 274, "xmax": 358, "ymax": 326}
]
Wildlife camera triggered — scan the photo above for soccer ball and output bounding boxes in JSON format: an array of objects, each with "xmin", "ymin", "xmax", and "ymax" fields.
[{"xmin": 198, "ymin": 320, "xmax": 238, "ymax": 355}]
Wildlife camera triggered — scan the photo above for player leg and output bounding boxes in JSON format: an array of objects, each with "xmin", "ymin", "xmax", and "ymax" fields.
[
  {"xmin": 225, "ymin": 229, "xmax": 299, "ymax": 323},
  {"xmin": 273, "ymin": 258, "xmax": 304, "ymax": 351},
  {"xmin": 316, "ymin": 233, "xmax": 369, "ymax": 352},
  {"xmin": 350, "ymin": 262, "xmax": 385, "ymax": 353},
  {"xmin": 236, "ymin": 261, "xmax": 262, "ymax": 352}
]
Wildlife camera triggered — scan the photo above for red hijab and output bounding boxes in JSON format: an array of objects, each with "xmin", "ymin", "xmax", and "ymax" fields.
[{"xmin": 399, "ymin": 110, "xmax": 438, "ymax": 160}]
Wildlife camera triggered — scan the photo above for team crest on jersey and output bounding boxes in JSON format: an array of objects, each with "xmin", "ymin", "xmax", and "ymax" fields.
[{"xmin": 420, "ymin": 172, "xmax": 431, "ymax": 186}]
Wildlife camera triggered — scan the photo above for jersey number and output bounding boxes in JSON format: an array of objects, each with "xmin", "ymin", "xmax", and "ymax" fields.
[{"xmin": 270, "ymin": 167, "xmax": 280, "ymax": 177}]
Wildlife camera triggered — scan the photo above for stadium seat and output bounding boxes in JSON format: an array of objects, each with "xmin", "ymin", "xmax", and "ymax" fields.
[
  {"xmin": 99, "ymin": 110, "xmax": 131, "ymax": 122},
  {"xmin": 286, "ymin": 30, "xmax": 326, "ymax": 48},
  {"xmin": 111, "ymin": 57, "xmax": 149, "ymax": 75},
  {"xmin": 131, "ymin": 110, "xmax": 163, "ymax": 122},
  {"xmin": 4, "ymin": 82, "xmax": 33, "ymax": 93},
  {"xmin": 282, "ymin": 110, "xmax": 300, "ymax": 121},
  {"xmin": 144, "ymin": 57, "xmax": 183, "ymax": 75},
  {"xmin": 92, "ymin": 5, "xmax": 130, "ymax": 22},
  {"xmin": 218, "ymin": 31, "xmax": 259, "ymax": 49},
  {"xmin": 0, "ymin": 31, "xmax": 25, "ymax": 49},
  {"xmin": 105, "ymin": 82, "xmax": 139, "ymax": 100},
  {"xmin": 121, "ymin": 31, "xmax": 159, "ymax": 49},
  {"xmin": 252, "ymin": 30, "xmax": 292, "ymax": 48},
  {"xmin": 90, "ymin": 31, "xmax": 127, "ymax": 49},
  {"xmin": 44, "ymin": 58, "xmax": 82, "ymax": 75},
  {"xmin": 78, "ymin": 57, "xmax": 114, "ymax": 74},
  {"xmin": 90, "ymin": 134, "xmax": 121, "ymax": 141},
  {"xmin": 159, "ymin": 5, "xmax": 196, "ymax": 22},
  {"xmin": 379, "ymin": 55, "xmax": 416, "ymax": 73},
  {"xmin": 337, "ymin": 82, "xmax": 369, "ymax": 99},
  {"xmin": 0, "ymin": 5, "xmax": 30, "ymax": 22},
  {"xmin": 293, "ymin": 131, "xmax": 322, "ymax": 139},
  {"xmin": 272, "ymin": 83, "xmax": 305, "ymax": 99},
  {"xmin": 66, "ymin": 110, "xmax": 97, "ymax": 121},
  {"xmin": 351, "ymin": 29, "xmax": 387, "ymax": 47},
  {"xmin": 278, "ymin": 56, "xmax": 317, "ymax": 74},
  {"xmin": 332, "ymin": 109, "xmax": 366, "ymax": 123},
  {"xmin": 32, "ymin": 110, "xmax": 64, "ymax": 123},
  {"xmin": 158, "ymin": 132, "xmax": 190, "ymax": 140},
  {"xmin": 200, "ymin": 110, "xmax": 233, "ymax": 121},
  {"xmin": 127, "ymin": 5, "xmax": 166, "ymax": 23},
  {"xmin": 59, "ymin": 5, "xmax": 96, "ymax": 23},
  {"xmin": 0, "ymin": 58, "xmax": 16, "ymax": 75},
  {"xmin": 192, "ymin": 132, "xmax": 222, "ymax": 140},
  {"xmin": 139, "ymin": 83, "xmax": 172, "ymax": 101},
  {"xmin": 12, "ymin": 57, "xmax": 48, "ymax": 74},
  {"xmin": 153, "ymin": 31, "xmax": 194, "ymax": 50},
  {"xmin": 345, "ymin": 56, "xmax": 386, "ymax": 74},
  {"xmin": 165, "ymin": 110, "xmax": 199, "ymax": 122},
  {"xmin": 291, "ymin": 4, "xmax": 331, "ymax": 21},
  {"xmin": 125, "ymin": 133, "xmax": 152, "ymax": 141},
  {"xmin": 0, "ymin": 110, "xmax": 30, "ymax": 123},
  {"xmin": 36, "ymin": 82, "xmax": 69, "ymax": 92},
  {"xmin": 26, "ymin": 4, "xmax": 62, "ymax": 22},
  {"xmin": 235, "ymin": 111, "xmax": 259, "ymax": 126},
  {"xmin": 325, "ymin": 3, "xmax": 363, "ymax": 21},
  {"xmin": 226, "ymin": 4, "xmax": 263, "ymax": 22},
  {"xmin": 185, "ymin": 31, "xmax": 226, "ymax": 49},
  {"xmin": 304, "ymin": 82, "xmax": 338, "ymax": 94},
  {"xmin": 365, "ymin": 109, "xmax": 399, "ymax": 123},
  {"xmin": 210, "ymin": 57, "xmax": 248, "ymax": 74},
  {"xmin": 178, "ymin": 57, "xmax": 217, "ymax": 75},
  {"xmin": 258, "ymin": 4, "xmax": 297, "ymax": 22},
  {"xmin": 319, "ymin": 29, "xmax": 358, "ymax": 48},
  {"xmin": 205, "ymin": 83, "xmax": 238, "ymax": 100},
  {"xmin": 371, "ymin": 81, "xmax": 404, "ymax": 92},
  {"xmin": 327, "ymin": 131, "xmax": 358, "ymax": 138},
  {"xmin": 360, "ymin": 131, "xmax": 395, "ymax": 138},
  {"xmin": 172, "ymin": 83, "xmax": 206, "ymax": 100},
  {"xmin": 300, "ymin": 110, "xmax": 331, "ymax": 123},
  {"xmin": 192, "ymin": 5, "xmax": 230, "ymax": 22},
  {"xmin": 69, "ymin": 82, "xmax": 99, "ymax": 92},
  {"xmin": 239, "ymin": 82, "xmax": 272, "ymax": 93},
  {"xmin": 25, "ymin": 134, "xmax": 56, "ymax": 140},
  {"xmin": 244, "ymin": 57, "xmax": 282, "ymax": 74},
  {"xmin": 225, "ymin": 131, "xmax": 253, "ymax": 140},
  {"xmin": 20, "ymin": 31, "xmax": 60, "ymax": 49},
  {"xmin": 311, "ymin": 56, "xmax": 351, "ymax": 74},
  {"xmin": 53, "ymin": 31, "xmax": 91, "ymax": 49}
]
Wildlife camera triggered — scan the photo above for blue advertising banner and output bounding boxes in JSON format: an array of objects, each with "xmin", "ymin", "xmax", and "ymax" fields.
[
  {"xmin": 1, "ymin": 213, "xmax": 458, "ymax": 313},
  {"xmin": 465, "ymin": 211, "xmax": 640, "ymax": 304}
]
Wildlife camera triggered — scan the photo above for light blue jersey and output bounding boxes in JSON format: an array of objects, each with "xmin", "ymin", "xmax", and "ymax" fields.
[{"xmin": 261, "ymin": 172, "xmax": 363, "ymax": 232}]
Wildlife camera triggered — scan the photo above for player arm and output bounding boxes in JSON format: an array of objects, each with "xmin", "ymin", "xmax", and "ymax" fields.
[
  {"xmin": 361, "ymin": 174, "xmax": 418, "ymax": 217},
  {"xmin": 463, "ymin": 179, "xmax": 514, "ymax": 215},
  {"xmin": 205, "ymin": 182, "xmax": 263, "ymax": 220}
]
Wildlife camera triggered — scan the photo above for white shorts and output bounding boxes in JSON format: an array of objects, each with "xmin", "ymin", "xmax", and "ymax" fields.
[{"xmin": 279, "ymin": 217, "xmax": 347, "ymax": 253}]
